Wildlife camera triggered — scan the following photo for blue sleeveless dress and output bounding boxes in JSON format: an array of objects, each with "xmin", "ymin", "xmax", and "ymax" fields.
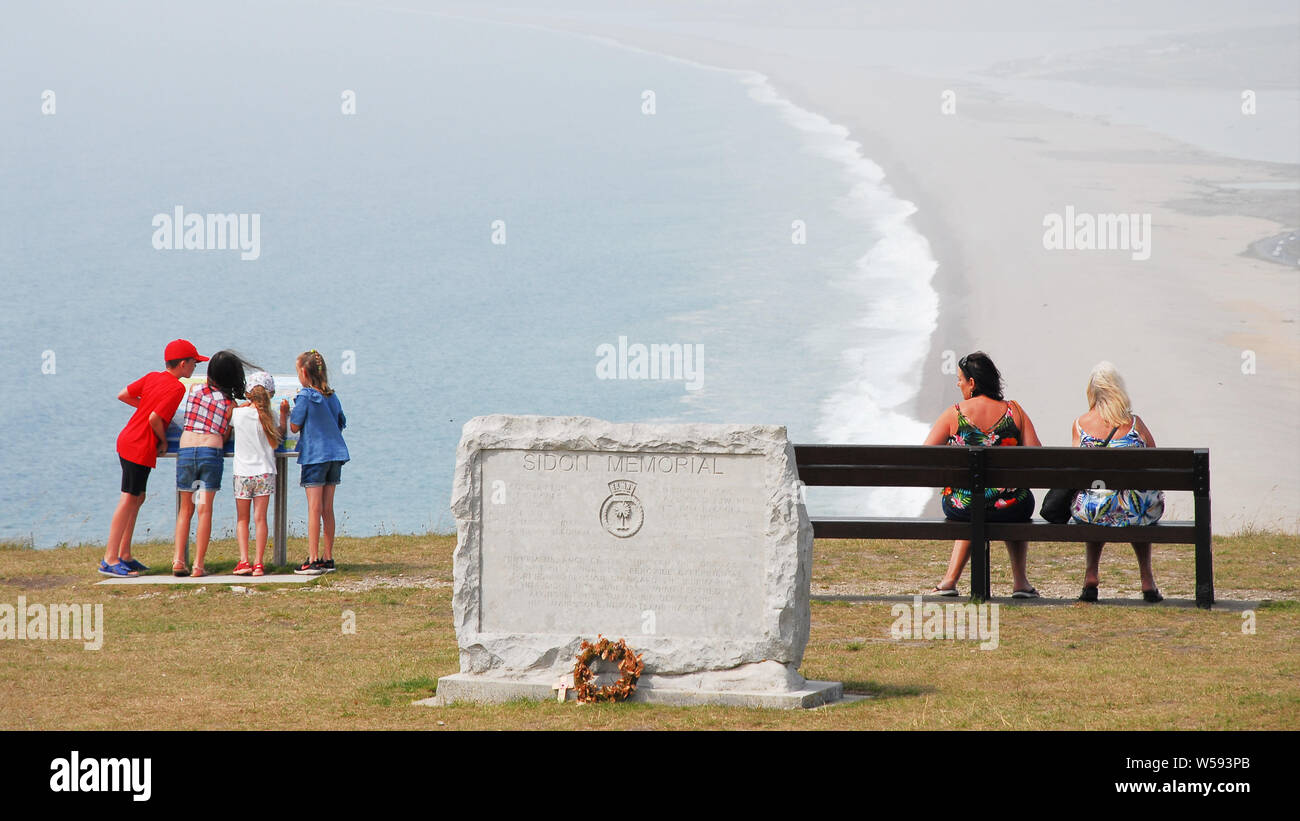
[{"xmin": 1070, "ymin": 418, "xmax": 1165, "ymax": 526}]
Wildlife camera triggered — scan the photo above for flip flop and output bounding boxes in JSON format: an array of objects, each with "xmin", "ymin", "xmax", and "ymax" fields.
[
  {"xmin": 1078, "ymin": 585, "xmax": 1099, "ymax": 602},
  {"xmin": 173, "ymin": 561, "xmax": 189, "ymax": 577},
  {"xmin": 1012, "ymin": 588, "xmax": 1040, "ymax": 599},
  {"xmin": 929, "ymin": 586, "xmax": 959, "ymax": 597},
  {"xmin": 190, "ymin": 567, "xmax": 208, "ymax": 578}
]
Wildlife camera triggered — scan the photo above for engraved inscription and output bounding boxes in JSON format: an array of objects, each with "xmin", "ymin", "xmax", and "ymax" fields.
[{"xmin": 479, "ymin": 449, "xmax": 766, "ymax": 638}]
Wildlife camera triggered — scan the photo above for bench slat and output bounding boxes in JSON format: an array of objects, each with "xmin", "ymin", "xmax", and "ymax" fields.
[
  {"xmin": 795, "ymin": 445, "xmax": 969, "ymax": 468},
  {"xmin": 811, "ymin": 517, "xmax": 970, "ymax": 540},
  {"xmin": 983, "ymin": 467, "xmax": 1199, "ymax": 490},
  {"xmin": 810, "ymin": 517, "xmax": 1198, "ymax": 544},
  {"xmin": 984, "ymin": 520, "xmax": 1197, "ymax": 543},
  {"xmin": 800, "ymin": 465, "xmax": 1199, "ymax": 490},
  {"xmin": 798, "ymin": 466, "xmax": 970, "ymax": 487},
  {"xmin": 984, "ymin": 447, "xmax": 1201, "ymax": 470}
]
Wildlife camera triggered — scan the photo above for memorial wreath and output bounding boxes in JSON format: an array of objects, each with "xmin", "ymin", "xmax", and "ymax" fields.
[{"xmin": 572, "ymin": 635, "xmax": 645, "ymax": 703}]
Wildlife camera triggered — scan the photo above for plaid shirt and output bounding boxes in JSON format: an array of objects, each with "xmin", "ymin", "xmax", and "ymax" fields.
[{"xmin": 182, "ymin": 385, "xmax": 233, "ymax": 436}]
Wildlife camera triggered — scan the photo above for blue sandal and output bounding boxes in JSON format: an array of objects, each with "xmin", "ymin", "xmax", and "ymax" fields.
[
  {"xmin": 121, "ymin": 557, "xmax": 149, "ymax": 573},
  {"xmin": 98, "ymin": 560, "xmax": 138, "ymax": 577}
]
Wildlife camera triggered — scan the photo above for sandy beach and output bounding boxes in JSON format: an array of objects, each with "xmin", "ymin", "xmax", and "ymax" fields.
[{"xmin": 413, "ymin": 2, "xmax": 1300, "ymax": 532}]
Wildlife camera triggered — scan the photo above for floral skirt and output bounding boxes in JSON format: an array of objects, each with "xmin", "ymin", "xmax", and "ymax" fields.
[
  {"xmin": 941, "ymin": 487, "xmax": 1034, "ymax": 522},
  {"xmin": 1070, "ymin": 488, "xmax": 1164, "ymax": 527}
]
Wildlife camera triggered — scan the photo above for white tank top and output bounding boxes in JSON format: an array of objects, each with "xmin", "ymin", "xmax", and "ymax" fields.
[{"xmin": 231, "ymin": 405, "xmax": 277, "ymax": 476}]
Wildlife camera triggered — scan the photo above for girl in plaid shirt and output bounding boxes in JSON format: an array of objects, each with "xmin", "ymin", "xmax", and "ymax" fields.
[{"xmin": 171, "ymin": 350, "xmax": 255, "ymax": 577}]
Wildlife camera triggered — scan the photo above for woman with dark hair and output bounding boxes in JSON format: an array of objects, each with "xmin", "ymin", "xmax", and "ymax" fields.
[
  {"xmin": 171, "ymin": 350, "xmax": 257, "ymax": 577},
  {"xmin": 922, "ymin": 351, "xmax": 1042, "ymax": 597}
]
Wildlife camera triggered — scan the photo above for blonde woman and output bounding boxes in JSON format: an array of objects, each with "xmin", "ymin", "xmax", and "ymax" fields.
[{"xmin": 1071, "ymin": 362, "xmax": 1165, "ymax": 603}]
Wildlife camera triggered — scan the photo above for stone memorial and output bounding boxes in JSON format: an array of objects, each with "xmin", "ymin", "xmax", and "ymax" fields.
[{"xmin": 426, "ymin": 414, "xmax": 842, "ymax": 708}]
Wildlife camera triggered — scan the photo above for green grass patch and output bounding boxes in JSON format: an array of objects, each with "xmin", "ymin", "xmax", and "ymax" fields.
[{"xmin": 0, "ymin": 530, "xmax": 1295, "ymax": 729}]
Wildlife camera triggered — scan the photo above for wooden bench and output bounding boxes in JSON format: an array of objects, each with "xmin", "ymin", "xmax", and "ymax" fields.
[{"xmin": 793, "ymin": 444, "xmax": 1213, "ymax": 608}]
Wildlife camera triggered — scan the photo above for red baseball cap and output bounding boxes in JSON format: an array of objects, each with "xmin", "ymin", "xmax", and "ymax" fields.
[{"xmin": 164, "ymin": 339, "xmax": 209, "ymax": 363}]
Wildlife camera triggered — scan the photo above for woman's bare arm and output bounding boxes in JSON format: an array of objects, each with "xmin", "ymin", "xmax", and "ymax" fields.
[
  {"xmin": 1016, "ymin": 403, "xmax": 1043, "ymax": 447},
  {"xmin": 1134, "ymin": 415, "xmax": 1157, "ymax": 447},
  {"xmin": 922, "ymin": 407, "xmax": 957, "ymax": 446}
]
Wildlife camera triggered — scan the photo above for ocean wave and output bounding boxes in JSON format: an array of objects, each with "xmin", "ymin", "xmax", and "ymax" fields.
[{"xmin": 739, "ymin": 73, "xmax": 940, "ymax": 516}]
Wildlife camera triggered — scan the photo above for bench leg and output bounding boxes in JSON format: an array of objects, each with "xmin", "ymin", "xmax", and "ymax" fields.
[
  {"xmin": 970, "ymin": 539, "xmax": 991, "ymax": 602},
  {"xmin": 967, "ymin": 448, "xmax": 990, "ymax": 601},
  {"xmin": 1195, "ymin": 493, "xmax": 1214, "ymax": 609}
]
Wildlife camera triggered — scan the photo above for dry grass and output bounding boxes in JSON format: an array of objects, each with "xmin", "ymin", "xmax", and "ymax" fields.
[{"xmin": 1, "ymin": 532, "xmax": 1296, "ymax": 730}]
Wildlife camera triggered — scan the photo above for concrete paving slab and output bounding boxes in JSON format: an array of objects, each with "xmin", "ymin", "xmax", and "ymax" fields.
[{"xmin": 95, "ymin": 574, "xmax": 317, "ymax": 586}]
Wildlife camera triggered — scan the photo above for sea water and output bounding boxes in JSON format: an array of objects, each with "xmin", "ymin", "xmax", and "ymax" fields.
[{"xmin": 0, "ymin": 1, "xmax": 937, "ymax": 546}]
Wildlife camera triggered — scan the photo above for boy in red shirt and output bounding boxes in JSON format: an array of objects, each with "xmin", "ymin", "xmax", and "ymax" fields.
[{"xmin": 101, "ymin": 340, "xmax": 206, "ymax": 576}]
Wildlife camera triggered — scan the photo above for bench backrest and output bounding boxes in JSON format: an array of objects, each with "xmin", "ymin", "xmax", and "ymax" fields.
[{"xmin": 793, "ymin": 445, "xmax": 1209, "ymax": 494}]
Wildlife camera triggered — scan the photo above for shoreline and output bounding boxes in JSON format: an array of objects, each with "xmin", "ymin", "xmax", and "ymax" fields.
[{"xmin": 440, "ymin": 11, "xmax": 1298, "ymax": 532}]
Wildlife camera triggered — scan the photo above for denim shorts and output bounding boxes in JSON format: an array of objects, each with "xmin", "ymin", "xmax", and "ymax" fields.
[
  {"xmin": 300, "ymin": 460, "xmax": 343, "ymax": 488},
  {"xmin": 176, "ymin": 447, "xmax": 224, "ymax": 493}
]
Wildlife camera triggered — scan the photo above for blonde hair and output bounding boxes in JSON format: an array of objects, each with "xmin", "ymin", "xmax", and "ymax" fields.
[
  {"xmin": 297, "ymin": 349, "xmax": 333, "ymax": 396},
  {"xmin": 1086, "ymin": 361, "xmax": 1133, "ymax": 427},
  {"xmin": 247, "ymin": 385, "xmax": 283, "ymax": 447}
]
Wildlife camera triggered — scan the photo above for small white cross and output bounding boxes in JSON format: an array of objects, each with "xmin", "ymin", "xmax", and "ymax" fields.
[{"xmin": 552, "ymin": 677, "xmax": 572, "ymax": 702}]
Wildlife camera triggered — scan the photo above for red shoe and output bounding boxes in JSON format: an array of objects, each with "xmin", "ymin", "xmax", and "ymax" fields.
[
  {"xmin": 232, "ymin": 561, "xmax": 254, "ymax": 576},
  {"xmin": 251, "ymin": 564, "xmax": 265, "ymax": 577}
]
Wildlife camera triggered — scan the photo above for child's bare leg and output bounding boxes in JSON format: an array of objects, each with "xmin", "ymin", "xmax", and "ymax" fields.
[
  {"xmin": 193, "ymin": 490, "xmax": 216, "ymax": 569},
  {"xmin": 1084, "ymin": 542, "xmax": 1105, "ymax": 588},
  {"xmin": 305, "ymin": 486, "xmax": 323, "ymax": 561},
  {"xmin": 236, "ymin": 498, "xmax": 252, "ymax": 564},
  {"xmin": 173, "ymin": 491, "xmax": 196, "ymax": 566},
  {"xmin": 119, "ymin": 493, "xmax": 146, "ymax": 561},
  {"xmin": 105, "ymin": 492, "xmax": 142, "ymax": 564},
  {"xmin": 1131, "ymin": 542, "xmax": 1157, "ymax": 592},
  {"xmin": 118, "ymin": 494, "xmax": 146, "ymax": 562},
  {"xmin": 938, "ymin": 540, "xmax": 970, "ymax": 589},
  {"xmin": 253, "ymin": 495, "xmax": 270, "ymax": 566},
  {"xmin": 321, "ymin": 484, "xmax": 337, "ymax": 561}
]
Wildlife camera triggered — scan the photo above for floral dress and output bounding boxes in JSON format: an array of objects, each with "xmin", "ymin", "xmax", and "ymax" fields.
[
  {"xmin": 941, "ymin": 402, "xmax": 1033, "ymax": 515},
  {"xmin": 1070, "ymin": 418, "xmax": 1165, "ymax": 526}
]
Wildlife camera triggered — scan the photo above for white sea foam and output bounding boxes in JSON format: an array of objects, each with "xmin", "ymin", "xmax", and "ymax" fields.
[{"xmin": 739, "ymin": 73, "xmax": 941, "ymax": 516}]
